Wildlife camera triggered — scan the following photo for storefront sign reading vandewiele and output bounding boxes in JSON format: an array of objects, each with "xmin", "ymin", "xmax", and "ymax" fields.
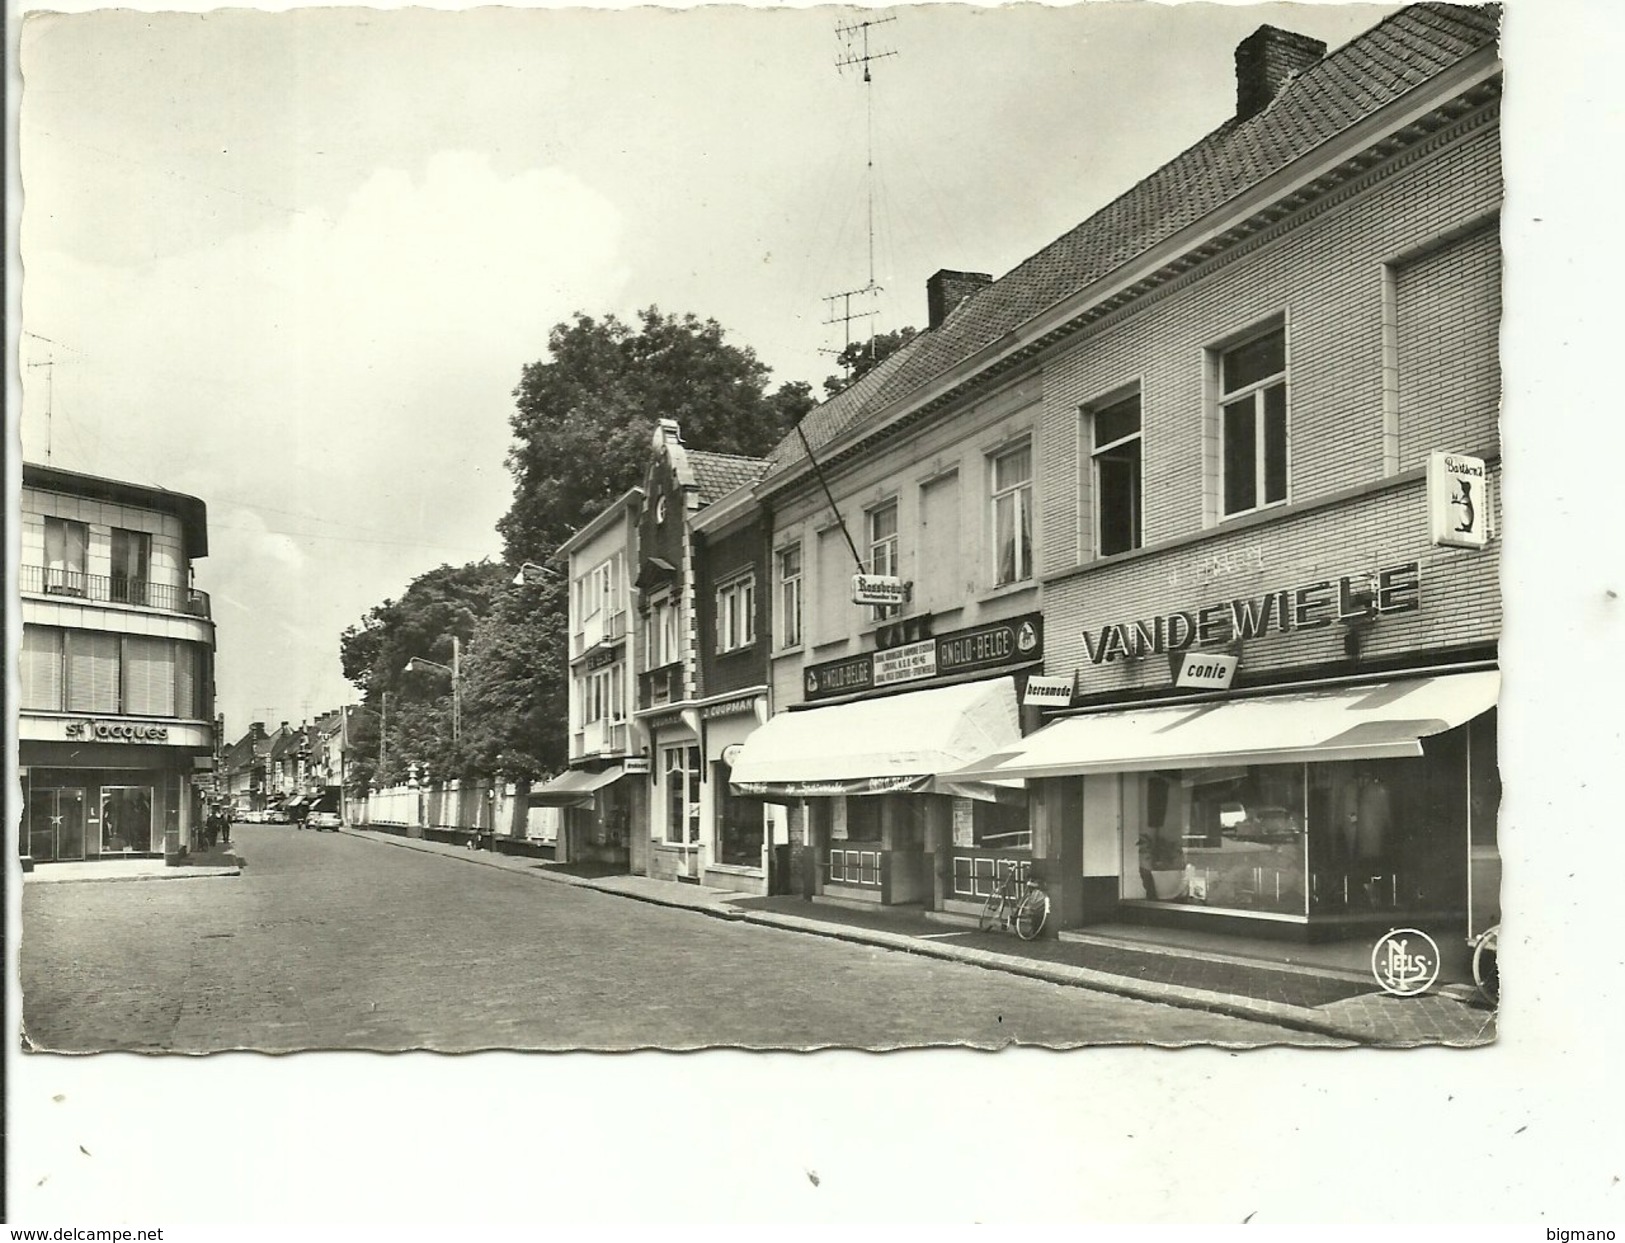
[
  {"xmin": 804, "ymin": 613, "xmax": 1043, "ymax": 702},
  {"xmin": 1080, "ymin": 562, "xmax": 1420, "ymax": 665}
]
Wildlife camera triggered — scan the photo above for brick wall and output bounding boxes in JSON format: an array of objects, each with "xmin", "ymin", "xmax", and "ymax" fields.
[{"xmin": 1036, "ymin": 117, "xmax": 1501, "ymax": 574}]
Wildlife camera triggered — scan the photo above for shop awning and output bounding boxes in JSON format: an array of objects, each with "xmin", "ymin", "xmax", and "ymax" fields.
[
  {"xmin": 950, "ymin": 670, "xmax": 1499, "ymax": 781},
  {"xmin": 528, "ymin": 766, "xmax": 625, "ymax": 807},
  {"xmin": 729, "ymin": 678, "xmax": 1023, "ymax": 799}
]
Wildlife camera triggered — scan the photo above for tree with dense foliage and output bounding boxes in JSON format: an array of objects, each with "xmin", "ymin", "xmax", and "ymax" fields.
[
  {"xmin": 338, "ymin": 561, "xmax": 510, "ymax": 788},
  {"xmin": 822, "ymin": 326, "xmax": 918, "ymax": 398},
  {"xmin": 498, "ymin": 306, "xmax": 813, "ymax": 561}
]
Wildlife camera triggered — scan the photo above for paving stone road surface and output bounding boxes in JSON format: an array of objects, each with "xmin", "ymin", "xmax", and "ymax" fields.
[{"xmin": 21, "ymin": 825, "xmax": 1332, "ymax": 1051}]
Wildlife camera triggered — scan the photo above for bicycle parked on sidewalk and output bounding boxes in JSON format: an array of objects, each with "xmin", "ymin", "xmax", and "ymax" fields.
[{"xmin": 978, "ymin": 866, "xmax": 1050, "ymax": 941}]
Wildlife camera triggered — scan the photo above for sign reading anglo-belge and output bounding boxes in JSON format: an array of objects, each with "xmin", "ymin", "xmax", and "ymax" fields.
[
  {"xmin": 804, "ymin": 612, "xmax": 1044, "ymax": 702},
  {"xmin": 63, "ymin": 719, "xmax": 170, "ymax": 743},
  {"xmin": 1081, "ymin": 561, "xmax": 1420, "ymax": 665}
]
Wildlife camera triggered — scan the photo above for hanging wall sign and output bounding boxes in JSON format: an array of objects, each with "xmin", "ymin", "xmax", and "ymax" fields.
[
  {"xmin": 851, "ymin": 574, "xmax": 911, "ymax": 607},
  {"xmin": 1023, "ymin": 675, "xmax": 1076, "ymax": 708},
  {"xmin": 1170, "ymin": 650, "xmax": 1239, "ymax": 690},
  {"xmin": 1428, "ymin": 452, "xmax": 1491, "ymax": 549}
]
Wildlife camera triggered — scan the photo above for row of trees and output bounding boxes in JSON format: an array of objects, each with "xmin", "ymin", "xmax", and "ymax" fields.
[{"xmin": 339, "ymin": 307, "xmax": 917, "ymax": 793}]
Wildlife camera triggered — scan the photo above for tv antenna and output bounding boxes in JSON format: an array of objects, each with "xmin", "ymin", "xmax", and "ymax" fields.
[
  {"xmin": 822, "ymin": 14, "xmax": 900, "ymax": 377},
  {"xmin": 24, "ymin": 331, "xmax": 79, "ymax": 462}
]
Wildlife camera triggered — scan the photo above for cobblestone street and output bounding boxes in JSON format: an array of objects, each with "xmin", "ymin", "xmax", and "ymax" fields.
[{"xmin": 20, "ymin": 825, "xmax": 1331, "ymax": 1051}]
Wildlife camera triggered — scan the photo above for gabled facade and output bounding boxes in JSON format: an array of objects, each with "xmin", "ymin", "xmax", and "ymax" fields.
[
  {"xmin": 534, "ymin": 486, "xmax": 644, "ymax": 870},
  {"xmin": 19, "ymin": 462, "xmax": 216, "ymax": 863},
  {"xmin": 221, "ymin": 722, "xmax": 272, "ymax": 814},
  {"xmin": 732, "ymin": 4, "xmax": 1503, "ymax": 961},
  {"xmin": 631, "ymin": 419, "xmax": 771, "ymax": 885}
]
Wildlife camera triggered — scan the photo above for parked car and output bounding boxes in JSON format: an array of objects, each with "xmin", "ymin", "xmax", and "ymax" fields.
[{"xmin": 308, "ymin": 809, "xmax": 341, "ymax": 831}]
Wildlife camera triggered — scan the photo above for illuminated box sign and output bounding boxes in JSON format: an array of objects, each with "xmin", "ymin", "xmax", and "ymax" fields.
[
  {"xmin": 851, "ymin": 574, "xmax": 910, "ymax": 606},
  {"xmin": 1428, "ymin": 452, "xmax": 1491, "ymax": 549},
  {"xmin": 63, "ymin": 719, "xmax": 170, "ymax": 743},
  {"xmin": 805, "ymin": 613, "xmax": 1044, "ymax": 702},
  {"xmin": 1023, "ymin": 676, "xmax": 1075, "ymax": 708},
  {"xmin": 1080, "ymin": 562, "xmax": 1420, "ymax": 666},
  {"xmin": 1171, "ymin": 651, "xmax": 1239, "ymax": 689}
]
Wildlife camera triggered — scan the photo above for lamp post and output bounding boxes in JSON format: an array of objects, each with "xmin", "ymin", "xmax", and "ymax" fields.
[
  {"xmin": 511, "ymin": 560, "xmax": 561, "ymax": 586},
  {"xmin": 405, "ymin": 635, "xmax": 461, "ymax": 742}
]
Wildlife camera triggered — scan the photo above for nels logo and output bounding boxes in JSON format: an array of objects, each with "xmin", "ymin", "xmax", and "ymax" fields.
[
  {"xmin": 1016, "ymin": 620, "xmax": 1038, "ymax": 654},
  {"xmin": 805, "ymin": 670, "xmax": 819, "ymax": 695}
]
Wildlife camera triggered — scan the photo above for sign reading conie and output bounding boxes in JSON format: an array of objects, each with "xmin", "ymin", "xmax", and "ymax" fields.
[
  {"xmin": 63, "ymin": 719, "xmax": 170, "ymax": 743},
  {"xmin": 804, "ymin": 613, "xmax": 1043, "ymax": 702},
  {"xmin": 1081, "ymin": 562, "xmax": 1420, "ymax": 665}
]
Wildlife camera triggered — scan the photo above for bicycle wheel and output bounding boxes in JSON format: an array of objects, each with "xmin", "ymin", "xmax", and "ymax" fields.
[
  {"xmin": 978, "ymin": 891, "xmax": 1004, "ymax": 933},
  {"xmin": 1472, "ymin": 927, "xmax": 1499, "ymax": 1003},
  {"xmin": 1014, "ymin": 887, "xmax": 1050, "ymax": 941}
]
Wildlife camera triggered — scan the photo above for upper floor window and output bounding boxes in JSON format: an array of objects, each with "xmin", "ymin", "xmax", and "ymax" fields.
[
  {"xmin": 1090, "ymin": 393, "xmax": 1142, "ymax": 557},
  {"xmin": 111, "ymin": 528, "xmax": 151, "ymax": 606},
  {"xmin": 1219, "ymin": 325, "xmax": 1288, "ymax": 517},
  {"xmin": 646, "ymin": 593, "xmax": 681, "ymax": 669},
  {"xmin": 868, "ymin": 501, "xmax": 900, "ymax": 619},
  {"xmin": 776, "ymin": 545, "xmax": 803, "ymax": 649},
  {"xmin": 715, "ymin": 574, "xmax": 756, "ymax": 653},
  {"xmin": 44, "ymin": 518, "xmax": 88, "ymax": 593},
  {"xmin": 991, "ymin": 442, "xmax": 1033, "ymax": 585},
  {"xmin": 576, "ymin": 557, "xmax": 617, "ymax": 621}
]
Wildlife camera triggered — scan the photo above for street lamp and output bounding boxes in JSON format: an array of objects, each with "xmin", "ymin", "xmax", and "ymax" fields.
[
  {"xmin": 404, "ymin": 635, "xmax": 461, "ymax": 742},
  {"xmin": 511, "ymin": 560, "xmax": 560, "ymax": 586}
]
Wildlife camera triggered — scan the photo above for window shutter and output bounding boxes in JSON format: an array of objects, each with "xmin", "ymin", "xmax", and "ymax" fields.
[
  {"xmin": 21, "ymin": 628, "xmax": 63, "ymax": 710},
  {"xmin": 174, "ymin": 643, "xmax": 197, "ymax": 718},
  {"xmin": 123, "ymin": 636, "xmax": 176, "ymax": 716},
  {"xmin": 67, "ymin": 631, "xmax": 121, "ymax": 713}
]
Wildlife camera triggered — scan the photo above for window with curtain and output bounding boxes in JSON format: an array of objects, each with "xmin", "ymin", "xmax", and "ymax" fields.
[
  {"xmin": 867, "ymin": 501, "xmax": 900, "ymax": 620},
  {"xmin": 991, "ymin": 443, "xmax": 1033, "ymax": 585},
  {"xmin": 777, "ymin": 544, "xmax": 803, "ymax": 649},
  {"xmin": 110, "ymin": 528, "xmax": 151, "ymax": 605},
  {"xmin": 44, "ymin": 518, "xmax": 89, "ymax": 594}
]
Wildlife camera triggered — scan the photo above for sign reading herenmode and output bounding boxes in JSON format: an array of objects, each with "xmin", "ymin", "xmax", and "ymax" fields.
[{"xmin": 805, "ymin": 613, "xmax": 1044, "ymax": 702}]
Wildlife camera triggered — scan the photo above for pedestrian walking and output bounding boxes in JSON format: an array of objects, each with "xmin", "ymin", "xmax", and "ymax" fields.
[{"xmin": 217, "ymin": 806, "xmax": 232, "ymax": 847}]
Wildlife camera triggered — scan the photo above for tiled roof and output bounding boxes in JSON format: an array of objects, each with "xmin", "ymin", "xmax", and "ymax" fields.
[
  {"xmin": 762, "ymin": 3, "xmax": 1499, "ymax": 487},
  {"xmin": 687, "ymin": 449, "xmax": 770, "ymax": 506}
]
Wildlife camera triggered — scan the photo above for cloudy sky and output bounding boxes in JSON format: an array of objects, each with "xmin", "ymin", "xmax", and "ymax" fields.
[{"xmin": 16, "ymin": 0, "xmax": 1402, "ymax": 734}]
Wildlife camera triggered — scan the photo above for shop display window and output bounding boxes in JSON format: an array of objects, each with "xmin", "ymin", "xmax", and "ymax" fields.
[
  {"xmin": 101, "ymin": 785, "xmax": 154, "ymax": 853},
  {"xmin": 844, "ymin": 797, "xmax": 883, "ymax": 843},
  {"xmin": 972, "ymin": 800, "xmax": 1030, "ymax": 851},
  {"xmin": 715, "ymin": 763, "xmax": 765, "ymax": 867},
  {"xmin": 1126, "ymin": 729, "xmax": 1480, "ymax": 919}
]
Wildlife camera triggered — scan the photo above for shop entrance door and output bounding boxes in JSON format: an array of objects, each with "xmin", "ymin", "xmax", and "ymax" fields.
[
  {"xmin": 101, "ymin": 786, "xmax": 155, "ymax": 853},
  {"xmin": 28, "ymin": 788, "xmax": 87, "ymax": 862}
]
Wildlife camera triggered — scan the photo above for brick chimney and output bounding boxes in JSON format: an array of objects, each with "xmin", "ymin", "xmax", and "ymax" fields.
[
  {"xmin": 251, "ymin": 722, "xmax": 266, "ymax": 739},
  {"xmin": 926, "ymin": 269, "xmax": 992, "ymax": 330},
  {"xmin": 1235, "ymin": 26, "xmax": 1325, "ymax": 121}
]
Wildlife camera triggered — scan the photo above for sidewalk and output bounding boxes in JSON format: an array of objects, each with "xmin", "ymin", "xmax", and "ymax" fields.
[
  {"xmin": 340, "ymin": 827, "xmax": 1495, "ymax": 1046},
  {"xmin": 23, "ymin": 856, "xmax": 242, "ymax": 883}
]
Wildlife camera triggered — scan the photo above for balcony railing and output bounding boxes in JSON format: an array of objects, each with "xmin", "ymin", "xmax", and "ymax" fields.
[{"xmin": 21, "ymin": 565, "xmax": 211, "ymax": 618}]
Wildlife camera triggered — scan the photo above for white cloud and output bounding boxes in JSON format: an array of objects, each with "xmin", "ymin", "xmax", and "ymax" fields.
[{"xmin": 22, "ymin": 151, "xmax": 629, "ymax": 727}]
